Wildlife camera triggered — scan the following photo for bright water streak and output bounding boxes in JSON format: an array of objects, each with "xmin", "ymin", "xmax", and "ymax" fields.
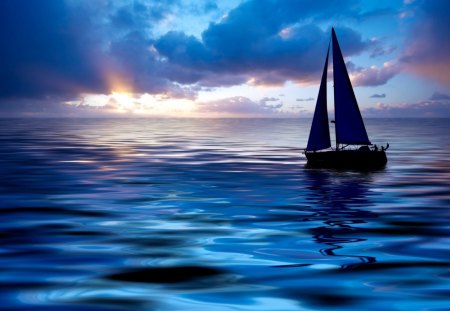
[{"xmin": 0, "ymin": 118, "xmax": 449, "ymax": 310}]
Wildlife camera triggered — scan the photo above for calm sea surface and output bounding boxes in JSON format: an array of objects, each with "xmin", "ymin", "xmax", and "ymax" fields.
[{"xmin": 0, "ymin": 118, "xmax": 449, "ymax": 310}]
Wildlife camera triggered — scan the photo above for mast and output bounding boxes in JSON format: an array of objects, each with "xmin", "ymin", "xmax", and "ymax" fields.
[
  {"xmin": 306, "ymin": 43, "xmax": 331, "ymax": 151},
  {"xmin": 332, "ymin": 28, "xmax": 371, "ymax": 146}
]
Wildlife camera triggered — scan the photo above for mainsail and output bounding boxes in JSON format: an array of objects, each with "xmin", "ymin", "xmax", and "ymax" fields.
[
  {"xmin": 306, "ymin": 45, "xmax": 331, "ymax": 151},
  {"xmin": 332, "ymin": 28, "xmax": 371, "ymax": 146}
]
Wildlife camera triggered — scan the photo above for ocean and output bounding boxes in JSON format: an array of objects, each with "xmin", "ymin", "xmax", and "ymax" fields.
[{"xmin": 0, "ymin": 118, "xmax": 449, "ymax": 310}]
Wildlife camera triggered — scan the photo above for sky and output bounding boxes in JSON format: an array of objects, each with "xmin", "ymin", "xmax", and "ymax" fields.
[{"xmin": 0, "ymin": 0, "xmax": 449, "ymax": 117}]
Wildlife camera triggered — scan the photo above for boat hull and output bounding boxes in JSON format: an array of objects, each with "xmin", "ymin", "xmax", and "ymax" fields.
[{"xmin": 305, "ymin": 150, "xmax": 387, "ymax": 169}]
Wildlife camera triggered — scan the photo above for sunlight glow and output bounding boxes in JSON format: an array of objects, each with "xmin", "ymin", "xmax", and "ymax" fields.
[
  {"xmin": 111, "ymin": 92, "xmax": 137, "ymax": 113},
  {"xmin": 75, "ymin": 92, "xmax": 195, "ymax": 116},
  {"xmin": 105, "ymin": 72, "xmax": 133, "ymax": 94}
]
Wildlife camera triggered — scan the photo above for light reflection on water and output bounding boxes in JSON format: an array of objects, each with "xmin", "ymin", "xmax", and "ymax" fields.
[{"xmin": 0, "ymin": 118, "xmax": 449, "ymax": 310}]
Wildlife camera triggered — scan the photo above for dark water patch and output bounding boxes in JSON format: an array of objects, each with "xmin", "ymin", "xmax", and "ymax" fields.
[
  {"xmin": 295, "ymin": 292, "xmax": 362, "ymax": 307},
  {"xmin": 155, "ymin": 228, "xmax": 232, "ymax": 236},
  {"xmin": 388, "ymin": 220, "xmax": 438, "ymax": 227},
  {"xmin": 62, "ymin": 230, "xmax": 113, "ymax": 237},
  {"xmin": 0, "ymin": 247, "xmax": 59, "ymax": 258},
  {"xmin": 0, "ymin": 206, "xmax": 112, "ymax": 217},
  {"xmin": 0, "ymin": 281, "xmax": 52, "ymax": 290},
  {"xmin": 111, "ymin": 237, "xmax": 193, "ymax": 248},
  {"xmin": 37, "ymin": 223, "xmax": 75, "ymax": 230},
  {"xmin": 10, "ymin": 305, "xmax": 132, "ymax": 311},
  {"xmin": 364, "ymin": 221, "xmax": 450, "ymax": 237},
  {"xmin": 117, "ymin": 180, "xmax": 170, "ymax": 185},
  {"xmin": 106, "ymin": 266, "xmax": 225, "ymax": 284},
  {"xmin": 417, "ymin": 289, "xmax": 450, "ymax": 298},
  {"xmin": 364, "ymin": 226, "xmax": 446, "ymax": 237},
  {"xmin": 272, "ymin": 263, "xmax": 312, "ymax": 268},
  {"xmin": 75, "ymin": 298, "xmax": 151, "ymax": 310},
  {"xmin": 341, "ymin": 261, "xmax": 450, "ymax": 272},
  {"xmin": 115, "ymin": 196, "xmax": 165, "ymax": 203},
  {"xmin": 0, "ymin": 226, "xmax": 55, "ymax": 243},
  {"xmin": 371, "ymin": 278, "xmax": 439, "ymax": 287}
]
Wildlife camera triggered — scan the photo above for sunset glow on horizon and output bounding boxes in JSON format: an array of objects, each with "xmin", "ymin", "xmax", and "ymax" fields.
[{"xmin": 70, "ymin": 92, "xmax": 196, "ymax": 116}]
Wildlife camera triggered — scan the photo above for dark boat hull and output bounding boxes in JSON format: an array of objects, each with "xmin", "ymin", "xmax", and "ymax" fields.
[{"xmin": 305, "ymin": 150, "xmax": 387, "ymax": 169}]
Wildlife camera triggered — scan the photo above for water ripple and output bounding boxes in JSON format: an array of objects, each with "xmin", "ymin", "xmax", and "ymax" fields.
[{"xmin": 0, "ymin": 118, "xmax": 449, "ymax": 310}]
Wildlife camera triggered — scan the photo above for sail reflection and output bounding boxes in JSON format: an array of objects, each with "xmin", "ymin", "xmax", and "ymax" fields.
[{"xmin": 304, "ymin": 169, "xmax": 379, "ymax": 268}]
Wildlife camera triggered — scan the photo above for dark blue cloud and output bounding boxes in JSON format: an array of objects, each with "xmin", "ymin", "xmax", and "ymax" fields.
[
  {"xmin": 0, "ymin": 0, "xmax": 198, "ymax": 100},
  {"xmin": 202, "ymin": 1, "xmax": 219, "ymax": 13},
  {"xmin": 430, "ymin": 92, "xmax": 450, "ymax": 101},
  {"xmin": 0, "ymin": 0, "xmax": 106, "ymax": 99},
  {"xmin": 401, "ymin": 0, "xmax": 450, "ymax": 84},
  {"xmin": 370, "ymin": 93, "xmax": 386, "ymax": 98},
  {"xmin": 370, "ymin": 42, "xmax": 396, "ymax": 58},
  {"xmin": 109, "ymin": 0, "xmax": 179, "ymax": 31},
  {"xmin": 107, "ymin": 31, "xmax": 165, "ymax": 91},
  {"xmin": 199, "ymin": 0, "xmax": 362, "ymax": 59},
  {"xmin": 155, "ymin": 0, "xmax": 370, "ymax": 86},
  {"xmin": 156, "ymin": 31, "xmax": 212, "ymax": 70}
]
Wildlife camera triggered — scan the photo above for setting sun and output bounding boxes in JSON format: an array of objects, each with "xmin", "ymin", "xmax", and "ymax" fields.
[
  {"xmin": 111, "ymin": 92, "xmax": 136, "ymax": 113},
  {"xmin": 75, "ymin": 92, "xmax": 196, "ymax": 116}
]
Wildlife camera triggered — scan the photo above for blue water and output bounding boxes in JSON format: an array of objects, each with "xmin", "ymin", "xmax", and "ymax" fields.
[{"xmin": 0, "ymin": 118, "xmax": 449, "ymax": 310}]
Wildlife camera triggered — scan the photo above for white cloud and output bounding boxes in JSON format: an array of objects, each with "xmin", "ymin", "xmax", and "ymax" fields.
[
  {"xmin": 363, "ymin": 93, "xmax": 450, "ymax": 117},
  {"xmin": 350, "ymin": 61, "xmax": 400, "ymax": 87},
  {"xmin": 194, "ymin": 96, "xmax": 287, "ymax": 117}
]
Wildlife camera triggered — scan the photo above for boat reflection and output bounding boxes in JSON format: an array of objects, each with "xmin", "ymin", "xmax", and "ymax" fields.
[{"xmin": 304, "ymin": 169, "xmax": 379, "ymax": 268}]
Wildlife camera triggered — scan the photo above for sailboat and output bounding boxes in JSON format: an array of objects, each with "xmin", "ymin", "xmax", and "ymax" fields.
[{"xmin": 304, "ymin": 28, "xmax": 388, "ymax": 169}]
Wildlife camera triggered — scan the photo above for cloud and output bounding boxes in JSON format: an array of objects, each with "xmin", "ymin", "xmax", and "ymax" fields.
[
  {"xmin": 363, "ymin": 93, "xmax": 450, "ymax": 117},
  {"xmin": 0, "ymin": 98, "xmax": 117, "ymax": 118},
  {"xmin": 0, "ymin": 0, "xmax": 200, "ymax": 101},
  {"xmin": 370, "ymin": 93, "xmax": 386, "ymax": 98},
  {"xmin": 155, "ymin": 0, "xmax": 371, "ymax": 87},
  {"xmin": 0, "ymin": 0, "xmax": 377, "ymax": 106},
  {"xmin": 350, "ymin": 61, "xmax": 399, "ymax": 86},
  {"xmin": 296, "ymin": 97, "xmax": 315, "ymax": 101},
  {"xmin": 155, "ymin": 24, "xmax": 369, "ymax": 86},
  {"xmin": 0, "ymin": 0, "xmax": 107, "ymax": 99},
  {"xmin": 429, "ymin": 92, "xmax": 450, "ymax": 101},
  {"xmin": 259, "ymin": 97, "xmax": 283, "ymax": 108},
  {"xmin": 195, "ymin": 96, "xmax": 284, "ymax": 117},
  {"xmin": 400, "ymin": 0, "xmax": 450, "ymax": 85},
  {"xmin": 370, "ymin": 44, "xmax": 396, "ymax": 58},
  {"xmin": 108, "ymin": 1, "xmax": 177, "ymax": 30},
  {"xmin": 355, "ymin": 8, "xmax": 397, "ymax": 22}
]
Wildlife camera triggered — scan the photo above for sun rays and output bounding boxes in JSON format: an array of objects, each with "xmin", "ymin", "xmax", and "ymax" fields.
[{"xmin": 73, "ymin": 92, "xmax": 196, "ymax": 116}]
